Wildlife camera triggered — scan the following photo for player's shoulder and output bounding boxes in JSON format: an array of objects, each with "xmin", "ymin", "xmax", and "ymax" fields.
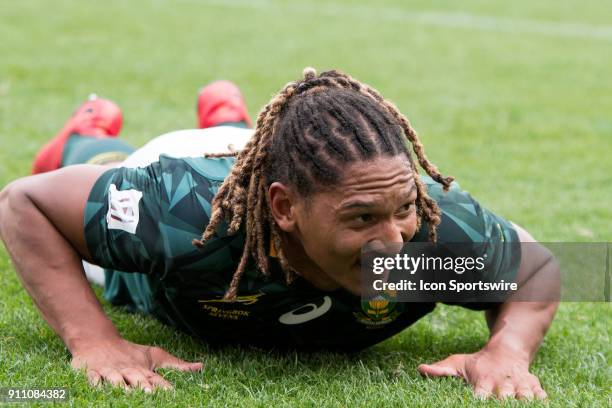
[
  {"xmin": 156, "ymin": 154, "xmax": 236, "ymax": 184},
  {"xmin": 149, "ymin": 156, "xmax": 236, "ymax": 228},
  {"xmin": 101, "ymin": 154, "xmax": 236, "ymax": 196},
  {"xmin": 86, "ymin": 155, "xmax": 237, "ymax": 239},
  {"xmin": 416, "ymin": 175, "xmax": 501, "ymax": 243},
  {"xmin": 420, "ymin": 175, "xmax": 474, "ymax": 208}
]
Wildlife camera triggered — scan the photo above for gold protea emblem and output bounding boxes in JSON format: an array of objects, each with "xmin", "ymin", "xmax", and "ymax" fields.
[
  {"xmin": 355, "ymin": 290, "xmax": 399, "ymax": 327},
  {"xmin": 367, "ymin": 296, "xmax": 389, "ymax": 315}
]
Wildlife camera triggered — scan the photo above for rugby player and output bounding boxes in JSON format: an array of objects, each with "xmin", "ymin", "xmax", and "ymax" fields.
[{"xmin": 0, "ymin": 69, "xmax": 559, "ymax": 399}]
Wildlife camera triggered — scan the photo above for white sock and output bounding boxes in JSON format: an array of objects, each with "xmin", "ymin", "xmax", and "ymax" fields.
[{"xmin": 83, "ymin": 261, "xmax": 105, "ymax": 287}]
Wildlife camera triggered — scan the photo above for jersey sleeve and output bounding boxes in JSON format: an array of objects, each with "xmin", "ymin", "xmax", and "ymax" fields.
[
  {"xmin": 414, "ymin": 177, "xmax": 522, "ymax": 309},
  {"xmin": 83, "ymin": 163, "xmax": 167, "ymax": 274},
  {"xmin": 83, "ymin": 155, "xmax": 237, "ymax": 276}
]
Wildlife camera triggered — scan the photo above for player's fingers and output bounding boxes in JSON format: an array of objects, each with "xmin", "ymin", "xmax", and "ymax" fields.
[
  {"xmin": 495, "ymin": 382, "xmax": 516, "ymax": 400},
  {"xmin": 70, "ymin": 357, "xmax": 85, "ymax": 371},
  {"xmin": 120, "ymin": 368, "xmax": 154, "ymax": 393},
  {"xmin": 473, "ymin": 378, "xmax": 494, "ymax": 399},
  {"xmin": 150, "ymin": 346, "xmax": 203, "ymax": 372},
  {"xmin": 99, "ymin": 368, "xmax": 129, "ymax": 390},
  {"xmin": 516, "ymin": 384, "xmax": 534, "ymax": 400},
  {"xmin": 145, "ymin": 372, "xmax": 173, "ymax": 391},
  {"xmin": 417, "ymin": 354, "xmax": 465, "ymax": 378},
  {"xmin": 86, "ymin": 369, "xmax": 102, "ymax": 387},
  {"xmin": 527, "ymin": 374, "xmax": 548, "ymax": 400},
  {"xmin": 513, "ymin": 375, "xmax": 534, "ymax": 400},
  {"xmin": 531, "ymin": 382, "xmax": 548, "ymax": 400},
  {"xmin": 418, "ymin": 363, "xmax": 456, "ymax": 377},
  {"xmin": 533, "ymin": 387, "xmax": 548, "ymax": 400},
  {"xmin": 165, "ymin": 360, "xmax": 204, "ymax": 372}
]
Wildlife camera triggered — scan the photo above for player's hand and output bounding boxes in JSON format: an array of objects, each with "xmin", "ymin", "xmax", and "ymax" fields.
[
  {"xmin": 417, "ymin": 347, "xmax": 547, "ymax": 400},
  {"xmin": 70, "ymin": 336, "xmax": 203, "ymax": 392}
]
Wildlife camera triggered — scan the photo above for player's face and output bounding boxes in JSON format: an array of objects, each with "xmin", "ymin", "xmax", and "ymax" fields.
[{"xmin": 293, "ymin": 155, "xmax": 419, "ymax": 295}]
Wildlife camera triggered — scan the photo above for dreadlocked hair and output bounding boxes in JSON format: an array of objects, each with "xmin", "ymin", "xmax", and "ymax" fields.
[{"xmin": 193, "ymin": 67, "xmax": 454, "ymax": 300}]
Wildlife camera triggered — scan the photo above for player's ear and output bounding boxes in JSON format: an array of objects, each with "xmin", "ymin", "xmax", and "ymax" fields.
[{"xmin": 268, "ymin": 182, "xmax": 299, "ymax": 233}]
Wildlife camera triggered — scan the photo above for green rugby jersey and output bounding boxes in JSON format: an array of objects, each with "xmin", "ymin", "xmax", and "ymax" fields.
[{"xmin": 84, "ymin": 155, "xmax": 520, "ymax": 351}]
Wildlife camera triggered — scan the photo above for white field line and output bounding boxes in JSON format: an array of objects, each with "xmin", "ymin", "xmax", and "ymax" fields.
[{"xmin": 201, "ymin": 0, "xmax": 612, "ymax": 42}]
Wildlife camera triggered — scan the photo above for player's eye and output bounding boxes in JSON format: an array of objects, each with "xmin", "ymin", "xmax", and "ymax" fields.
[
  {"xmin": 396, "ymin": 202, "xmax": 415, "ymax": 215},
  {"xmin": 355, "ymin": 213, "xmax": 374, "ymax": 224}
]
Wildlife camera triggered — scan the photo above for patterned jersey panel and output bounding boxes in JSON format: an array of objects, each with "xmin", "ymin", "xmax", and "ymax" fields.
[{"xmin": 84, "ymin": 155, "xmax": 238, "ymax": 278}]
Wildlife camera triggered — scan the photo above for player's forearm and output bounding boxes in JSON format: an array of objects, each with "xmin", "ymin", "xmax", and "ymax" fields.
[
  {"xmin": 0, "ymin": 183, "xmax": 120, "ymax": 352},
  {"xmin": 484, "ymin": 255, "xmax": 560, "ymax": 362},
  {"xmin": 485, "ymin": 301, "xmax": 558, "ymax": 362}
]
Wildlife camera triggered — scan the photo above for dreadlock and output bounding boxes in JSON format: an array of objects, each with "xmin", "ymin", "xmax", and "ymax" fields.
[{"xmin": 193, "ymin": 68, "xmax": 454, "ymax": 300}]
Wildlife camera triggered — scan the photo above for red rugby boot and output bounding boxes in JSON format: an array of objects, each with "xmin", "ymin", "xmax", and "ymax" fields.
[
  {"xmin": 32, "ymin": 94, "xmax": 123, "ymax": 174},
  {"xmin": 197, "ymin": 80, "xmax": 252, "ymax": 129}
]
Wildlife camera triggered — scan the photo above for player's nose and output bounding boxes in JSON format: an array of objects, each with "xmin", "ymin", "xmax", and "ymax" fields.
[
  {"xmin": 379, "ymin": 219, "xmax": 405, "ymax": 243},
  {"xmin": 367, "ymin": 220, "xmax": 405, "ymax": 257}
]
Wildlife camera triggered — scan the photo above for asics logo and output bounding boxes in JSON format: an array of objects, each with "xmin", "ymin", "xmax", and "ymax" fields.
[{"xmin": 278, "ymin": 296, "xmax": 332, "ymax": 325}]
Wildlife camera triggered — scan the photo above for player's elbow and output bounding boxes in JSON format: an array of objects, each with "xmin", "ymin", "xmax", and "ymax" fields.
[
  {"xmin": 0, "ymin": 181, "xmax": 17, "ymax": 238},
  {"xmin": 542, "ymin": 251, "xmax": 561, "ymax": 303},
  {"xmin": 0, "ymin": 178, "xmax": 34, "ymax": 241},
  {"xmin": 524, "ymin": 245, "xmax": 561, "ymax": 305}
]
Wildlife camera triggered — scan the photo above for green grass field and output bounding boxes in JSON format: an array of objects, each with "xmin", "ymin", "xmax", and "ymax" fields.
[{"xmin": 1, "ymin": 0, "xmax": 610, "ymax": 406}]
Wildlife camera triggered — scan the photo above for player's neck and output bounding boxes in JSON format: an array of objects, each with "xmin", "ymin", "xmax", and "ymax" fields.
[{"xmin": 279, "ymin": 231, "xmax": 340, "ymax": 291}]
